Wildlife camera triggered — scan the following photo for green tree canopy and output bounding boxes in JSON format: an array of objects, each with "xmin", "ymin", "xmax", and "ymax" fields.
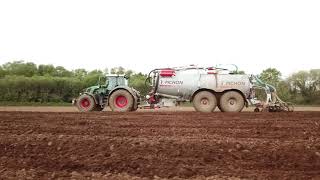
[
  {"xmin": 110, "ymin": 66, "xmax": 125, "ymax": 75},
  {"xmin": 73, "ymin": 69, "xmax": 88, "ymax": 79},
  {"xmin": 128, "ymin": 73, "xmax": 149, "ymax": 96},
  {"xmin": 83, "ymin": 70, "xmax": 104, "ymax": 86},
  {"xmin": 0, "ymin": 66, "xmax": 5, "ymax": 78},
  {"xmin": 287, "ymin": 70, "xmax": 320, "ymax": 104},
  {"xmin": 53, "ymin": 66, "xmax": 72, "ymax": 77},
  {"xmin": 259, "ymin": 68, "xmax": 282, "ymax": 86},
  {"xmin": 38, "ymin": 64, "xmax": 56, "ymax": 76},
  {"xmin": 2, "ymin": 61, "xmax": 37, "ymax": 77}
]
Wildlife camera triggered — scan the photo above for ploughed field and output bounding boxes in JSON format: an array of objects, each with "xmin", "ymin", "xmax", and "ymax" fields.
[{"xmin": 0, "ymin": 111, "xmax": 320, "ymax": 179}]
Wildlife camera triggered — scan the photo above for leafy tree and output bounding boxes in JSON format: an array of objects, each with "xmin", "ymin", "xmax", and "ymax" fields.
[
  {"xmin": 276, "ymin": 81, "xmax": 292, "ymax": 102},
  {"xmin": 2, "ymin": 61, "xmax": 37, "ymax": 77},
  {"xmin": 259, "ymin": 68, "xmax": 282, "ymax": 87},
  {"xmin": 73, "ymin": 69, "xmax": 88, "ymax": 79},
  {"xmin": 38, "ymin": 64, "xmax": 55, "ymax": 76},
  {"xmin": 287, "ymin": 70, "xmax": 320, "ymax": 104},
  {"xmin": 54, "ymin": 66, "xmax": 72, "ymax": 77},
  {"xmin": 0, "ymin": 66, "xmax": 5, "ymax": 78},
  {"xmin": 83, "ymin": 70, "xmax": 103, "ymax": 86},
  {"xmin": 288, "ymin": 71, "xmax": 310, "ymax": 96},
  {"xmin": 310, "ymin": 69, "xmax": 320, "ymax": 91},
  {"xmin": 128, "ymin": 73, "xmax": 149, "ymax": 96},
  {"xmin": 111, "ymin": 66, "xmax": 125, "ymax": 75},
  {"xmin": 125, "ymin": 70, "xmax": 133, "ymax": 78}
]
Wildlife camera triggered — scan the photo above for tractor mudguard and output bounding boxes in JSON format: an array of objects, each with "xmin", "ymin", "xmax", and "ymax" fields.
[{"xmin": 108, "ymin": 86, "xmax": 139, "ymax": 109}]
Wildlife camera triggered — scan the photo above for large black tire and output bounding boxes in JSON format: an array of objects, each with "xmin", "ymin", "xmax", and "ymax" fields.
[
  {"xmin": 109, "ymin": 90, "xmax": 134, "ymax": 112},
  {"xmin": 219, "ymin": 91, "xmax": 245, "ymax": 112},
  {"xmin": 193, "ymin": 91, "xmax": 217, "ymax": 112},
  {"xmin": 76, "ymin": 94, "xmax": 96, "ymax": 112}
]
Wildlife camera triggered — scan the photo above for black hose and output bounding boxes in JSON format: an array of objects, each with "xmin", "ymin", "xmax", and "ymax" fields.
[
  {"xmin": 144, "ymin": 76, "xmax": 151, "ymax": 87},
  {"xmin": 144, "ymin": 69, "xmax": 162, "ymax": 95},
  {"xmin": 145, "ymin": 68, "xmax": 164, "ymax": 87}
]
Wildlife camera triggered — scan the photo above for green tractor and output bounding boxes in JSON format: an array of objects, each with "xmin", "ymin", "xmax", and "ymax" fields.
[{"xmin": 73, "ymin": 74, "xmax": 140, "ymax": 112}]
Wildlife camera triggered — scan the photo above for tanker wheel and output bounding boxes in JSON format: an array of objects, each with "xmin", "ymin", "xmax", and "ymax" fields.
[
  {"xmin": 219, "ymin": 91, "xmax": 245, "ymax": 112},
  {"xmin": 109, "ymin": 90, "xmax": 133, "ymax": 112},
  {"xmin": 76, "ymin": 94, "xmax": 96, "ymax": 112},
  {"xmin": 193, "ymin": 91, "xmax": 217, "ymax": 112}
]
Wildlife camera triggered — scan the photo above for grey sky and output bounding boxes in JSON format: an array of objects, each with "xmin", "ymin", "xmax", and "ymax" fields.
[{"xmin": 0, "ymin": 0, "xmax": 319, "ymax": 77}]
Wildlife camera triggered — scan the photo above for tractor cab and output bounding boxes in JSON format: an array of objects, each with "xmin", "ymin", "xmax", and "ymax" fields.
[{"xmin": 106, "ymin": 74, "xmax": 128, "ymax": 90}]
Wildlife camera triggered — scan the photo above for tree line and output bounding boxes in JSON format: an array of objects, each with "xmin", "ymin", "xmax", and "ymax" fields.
[
  {"xmin": 0, "ymin": 61, "xmax": 148, "ymax": 103},
  {"xmin": 0, "ymin": 61, "xmax": 319, "ymax": 105}
]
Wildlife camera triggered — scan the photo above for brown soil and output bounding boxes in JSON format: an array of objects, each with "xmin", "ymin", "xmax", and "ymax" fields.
[
  {"xmin": 0, "ymin": 111, "xmax": 320, "ymax": 179},
  {"xmin": 0, "ymin": 106, "xmax": 320, "ymax": 112}
]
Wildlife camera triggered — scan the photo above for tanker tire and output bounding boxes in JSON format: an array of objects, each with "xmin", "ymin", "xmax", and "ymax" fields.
[
  {"xmin": 109, "ymin": 90, "xmax": 133, "ymax": 112},
  {"xmin": 193, "ymin": 91, "xmax": 217, "ymax": 112},
  {"xmin": 76, "ymin": 94, "xmax": 96, "ymax": 112},
  {"xmin": 219, "ymin": 91, "xmax": 245, "ymax": 112}
]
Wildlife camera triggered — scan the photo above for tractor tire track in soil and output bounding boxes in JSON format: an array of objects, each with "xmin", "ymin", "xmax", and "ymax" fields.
[{"xmin": 0, "ymin": 111, "xmax": 320, "ymax": 179}]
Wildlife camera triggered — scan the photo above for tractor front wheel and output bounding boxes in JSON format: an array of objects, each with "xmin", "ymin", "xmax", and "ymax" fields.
[
  {"xmin": 76, "ymin": 94, "xmax": 96, "ymax": 112},
  {"xmin": 109, "ymin": 90, "xmax": 134, "ymax": 112}
]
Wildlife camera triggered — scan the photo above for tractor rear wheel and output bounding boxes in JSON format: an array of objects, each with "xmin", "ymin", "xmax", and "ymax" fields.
[
  {"xmin": 109, "ymin": 90, "xmax": 134, "ymax": 112},
  {"xmin": 219, "ymin": 91, "xmax": 245, "ymax": 112},
  {"xmin": 76, "ymin": 94, "xmax": 96, "ymax": 112},
  {"xmin": 193, "ymin": 91, "xmax": 217, "ymax": 112}
]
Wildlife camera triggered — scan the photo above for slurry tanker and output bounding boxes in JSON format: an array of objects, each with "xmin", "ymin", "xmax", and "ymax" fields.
[{"xmin": 145, "ymin": 65, "xmax": 293, "ymax": 112}]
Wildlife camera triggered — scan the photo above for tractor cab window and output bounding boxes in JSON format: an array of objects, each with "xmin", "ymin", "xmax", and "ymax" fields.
[
  {"xmin": 118, "ymin": 77, "xmax": 128, "ymax": 86},
  {"xmin": 106, "ymin": 76, "xmax": 128, "ymax": 90},
  {"xmin": 107, "ymin": 77, "xmax": 117, "ymax": 90}
]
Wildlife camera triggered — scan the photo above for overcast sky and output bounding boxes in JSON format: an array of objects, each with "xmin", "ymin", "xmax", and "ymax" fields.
[{"xmin": 0, "ymin": 0, "xmax": 319, "ymax": 77}]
